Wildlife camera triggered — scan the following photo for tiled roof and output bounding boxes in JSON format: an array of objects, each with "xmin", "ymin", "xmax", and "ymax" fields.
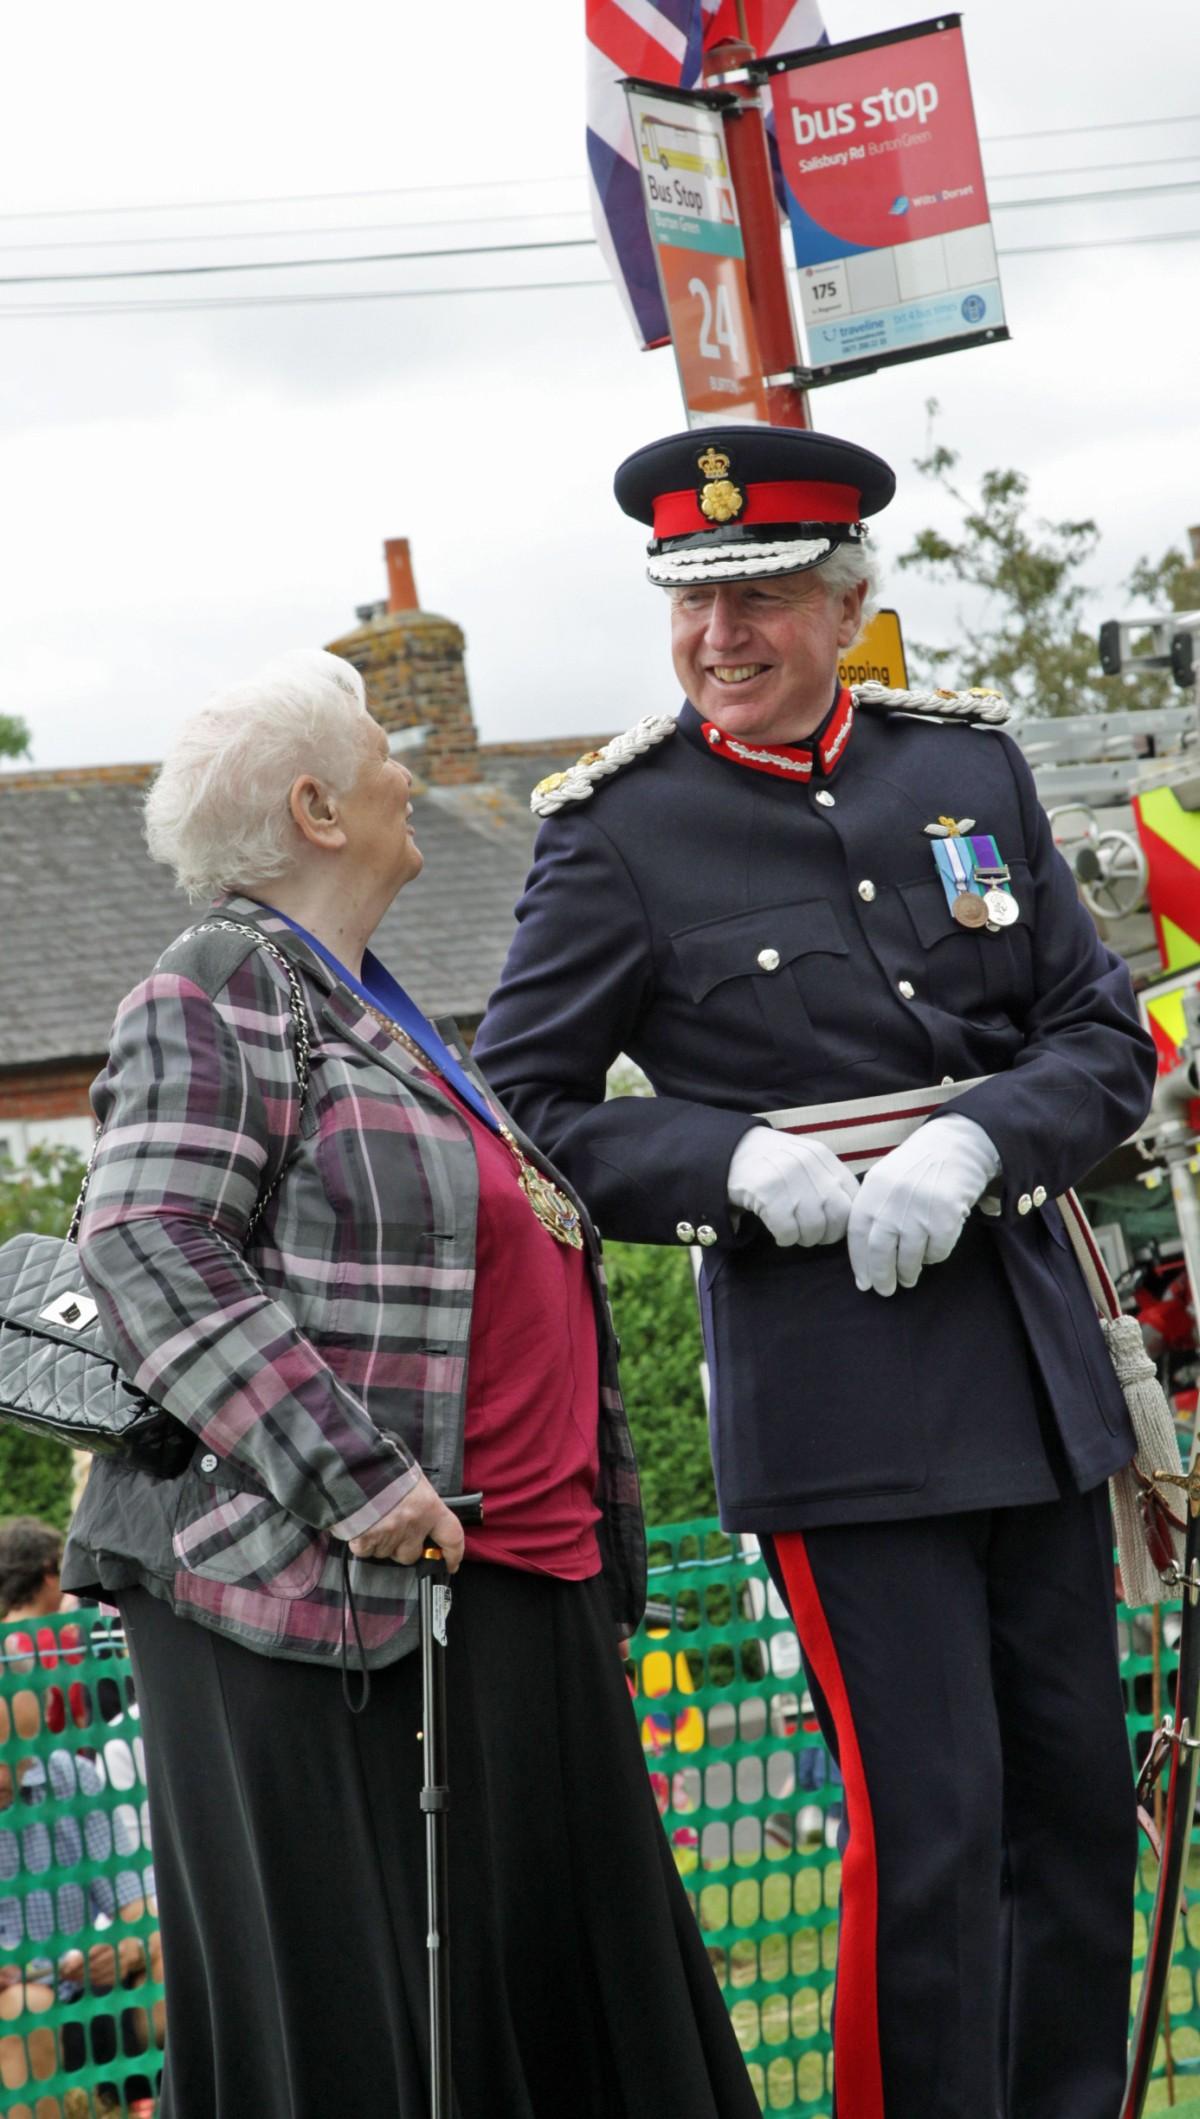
[{"xmin": 0, "ymin": 749, "xmax": 604, "ymax": 1072}]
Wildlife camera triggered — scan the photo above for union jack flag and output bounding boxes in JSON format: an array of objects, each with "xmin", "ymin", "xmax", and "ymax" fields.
[{"xmin": 586, "ymin": 0, "xmax": 826, "ymax": 347}]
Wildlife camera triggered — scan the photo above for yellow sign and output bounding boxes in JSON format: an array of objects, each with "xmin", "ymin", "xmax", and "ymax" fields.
[{"xmin": 838, "ymin": 607, "xmax": 908, "ymax": 692}]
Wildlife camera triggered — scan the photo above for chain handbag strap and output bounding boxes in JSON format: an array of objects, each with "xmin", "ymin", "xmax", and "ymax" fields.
[{"xmin": 68, "ymin": 918, "xmax": 313, "ymax": 1245}]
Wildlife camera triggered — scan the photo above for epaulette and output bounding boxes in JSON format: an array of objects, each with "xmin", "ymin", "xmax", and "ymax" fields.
[
  {"xmin": 530, "ymin": 715, "xmax": 677, "ymax": 816},
  {"xmin": 852, "ymin": 680, "xmax": 1011, "ymax": 726}
]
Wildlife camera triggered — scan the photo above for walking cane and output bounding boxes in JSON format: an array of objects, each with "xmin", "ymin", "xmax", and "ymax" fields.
[{"xmin": 418, "ymin": 1490, "xmax": 484, "ymax": 2119}]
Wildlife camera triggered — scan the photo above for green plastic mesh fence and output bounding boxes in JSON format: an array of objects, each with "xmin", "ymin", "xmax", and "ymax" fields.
[
  {"xmin": 0, "ymin": 1610, "xmax": 160, "ymax": 2119},
  {"xmin": 631, "ymin": 1520, "xmax": 1199, "ymax": 2116},
  {"xmin": 0, "ymin": 1535, "xmax": 1193, "ymax": 2116}
]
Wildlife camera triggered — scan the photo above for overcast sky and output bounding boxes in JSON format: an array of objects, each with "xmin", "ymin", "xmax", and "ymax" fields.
[{"xmin": 2, "ymin": 0, "xmax": 1198, "ymax": 772}]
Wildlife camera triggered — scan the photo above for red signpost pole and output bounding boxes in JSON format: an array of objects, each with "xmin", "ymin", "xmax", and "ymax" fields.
[{"xmin": 701, "ymin": 37, "xmax": 810, "ymax": 430}]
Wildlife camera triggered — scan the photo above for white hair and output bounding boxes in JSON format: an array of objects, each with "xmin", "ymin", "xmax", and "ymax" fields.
[
  {"xmin": 818, "ymin": 536, "xmax": 881, "ymax": 606},
  {"xmin": 145, "ymin": 648, "xmax": 372, "ymax": 900},
  {"xmin": 821, "ymin": 537, "xmax": 881, "ymax": 650}
]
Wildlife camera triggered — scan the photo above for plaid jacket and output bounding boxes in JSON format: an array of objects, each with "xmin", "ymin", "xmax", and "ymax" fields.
[{"xmin": 63, "ymin": 898, "xmax": 646, "ymax": 1665}]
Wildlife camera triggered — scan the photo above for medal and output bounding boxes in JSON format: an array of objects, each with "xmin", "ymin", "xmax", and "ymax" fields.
[
  {"xmin": 984, "ymin": 888, "xmax": 1020, "ymax": 927},
  {"xmin": 952, "ymin": 893, "xmax": 989, "ymax": 929},
  {"xmin": 505, "ymin": 1134, "xmax": 585, "ymax": 1249}
]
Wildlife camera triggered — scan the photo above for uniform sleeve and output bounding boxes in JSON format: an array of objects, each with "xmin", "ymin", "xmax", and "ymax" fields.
[
  {"xmin": 943, "ymin": 733, "xmax": 1157, "ymax": 1214},
  {"xmin": 77, "ymin": 966, "xmax": 419, "ymax": 1535},
  {"xmin": 474, "ymin": 809, "xmax": 756, "ymax": 1244}
]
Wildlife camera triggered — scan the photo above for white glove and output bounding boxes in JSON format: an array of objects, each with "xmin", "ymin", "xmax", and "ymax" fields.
[
  {"xmin": 727, "ymin": 1127, "xmax": 859, "ymax": 1248},
  {"xmin": 846, "ymin": 1115, "xmax": 1001, "ymax": 1297}
]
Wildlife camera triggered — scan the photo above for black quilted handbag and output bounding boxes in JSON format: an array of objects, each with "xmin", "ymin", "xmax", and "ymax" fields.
[{"xmin": 0, "ymin": 921, "xmax": 310, "ymax": 1476}]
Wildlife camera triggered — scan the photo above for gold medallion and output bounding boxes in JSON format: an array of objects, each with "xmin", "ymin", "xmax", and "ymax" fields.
[{"xmin": 502, "ymin": 1128, "xmax": 584, "ymax": 1249}]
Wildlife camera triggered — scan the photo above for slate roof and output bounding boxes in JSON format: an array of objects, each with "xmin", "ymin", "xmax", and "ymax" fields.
[{"xmin": 0, "ymin": 746, "xmax": 606, "ymax": 1073}]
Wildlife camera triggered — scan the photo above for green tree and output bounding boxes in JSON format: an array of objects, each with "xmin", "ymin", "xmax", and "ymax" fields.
[
  {"xmin": 0, "ymin": 713, "xmax": 30, "ymax": 760},
  {"xmin": 896, "ymin": 400, "xmax": 1188, "ymax": 717},
  {"xmin": 0, "ymin": 1144, "xmax": 88, "ymax": 1530},
  {"xmin": 1126, "ymin": 544, "xmax": 1200, "ymax": 619},
  {"xmin": 603, "ymin": 1240, "xmax": 716, "ymax": 1528}
]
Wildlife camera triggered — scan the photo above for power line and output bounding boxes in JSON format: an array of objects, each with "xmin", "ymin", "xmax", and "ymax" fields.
[
  {"xmin": 985, "ymin": 152, "xmax": 1200, "ymax": 183},
  {"xmin": 1003, "ymin": 224, "xmax": 1200, "ymax": 254},
  {"xmin": 2, "ymin": 178, "xmax": 1196, "ymax": 291},
  {"xmin": 991, "ymin": 178, "xmax": 1200, "ymax": 210},
  {"xmin": 982, "ymin": 111, "xmax": 1200, "ymax": 142},
  {"xmin": 0, "ymin": 237, "xmax": 591, "ymax": 290},
  {"xmin": 0, "ymin": 165, "xmax": 1192, "ymax": 261},
  {"xmin": 0, "ymin": 209, "xmax": 593, "ymax": 259},
  {"xmin": 0, "ymin": 176, "xmax": 578, "ymax": 227},
  {"xmin": 1, "ymin": 223, "xmax": 1196, "ymax": 323},
  {"xmin": 0, "ymin": 169, "xmax": 1193, "ymax": 264},
  {"xmin": 1, "ymin": 114, "xmax": 1198, "ymax": 228},
  {"xmin": 0, "ymin": 279, "xmax": 614, "ymax": 319}
]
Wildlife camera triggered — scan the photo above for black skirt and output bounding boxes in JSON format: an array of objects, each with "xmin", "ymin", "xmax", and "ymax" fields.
[{"xmin": 120, "ymin": 1568, "xmax": 760, "ymax": 2119}]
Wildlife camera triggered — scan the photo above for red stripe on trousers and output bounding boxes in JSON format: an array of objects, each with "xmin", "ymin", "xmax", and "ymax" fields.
[{"xmin": 773, "ymin": 1532, "xmax": 885, "ymax": 2119}]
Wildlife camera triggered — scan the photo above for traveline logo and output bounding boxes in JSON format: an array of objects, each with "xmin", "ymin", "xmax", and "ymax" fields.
[{"xmin": 792, "ymin": 81, "xmax": 939, "ymax": 145}]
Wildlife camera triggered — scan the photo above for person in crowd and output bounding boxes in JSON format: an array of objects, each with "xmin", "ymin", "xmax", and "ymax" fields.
[
  {"xmin": 0, "ymin": 1520, "xmax": 72, "ymax": 1628},
  {"xmin": 61, "ymin": 647, "xmax": 761, "ymax": 2119},
  {"xmin": 0, "ymin": 1519, "xmax": 161, "ymax": 2105},
  {"xmin": 473, "ymin": 423, "xmax": 1159, "ymax": 2118}
]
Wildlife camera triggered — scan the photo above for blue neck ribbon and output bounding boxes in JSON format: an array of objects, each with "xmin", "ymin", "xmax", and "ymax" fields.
[{"xmin": 263, "ymin": 908, "xmax": 500, "ymax": 1136}]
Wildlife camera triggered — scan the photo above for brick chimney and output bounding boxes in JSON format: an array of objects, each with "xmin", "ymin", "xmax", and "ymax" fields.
[{"xmin": 326, "ymin": 540, "xmax": 481, "ymax": 786}]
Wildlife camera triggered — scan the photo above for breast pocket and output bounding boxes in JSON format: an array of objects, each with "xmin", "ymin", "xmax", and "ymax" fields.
[
  {"xmin": 900, "ymin": 861, "xmax": 1033, "ymax": 1023},
  {"xmin": 670, "ymin": 898, "xmax": 879, "ymax": 1085}
]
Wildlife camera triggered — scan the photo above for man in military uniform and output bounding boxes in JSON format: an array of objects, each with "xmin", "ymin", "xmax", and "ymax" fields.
[{"xmin": 474, "ymin": 424, "xmax": 1157, "ymax": 2117}]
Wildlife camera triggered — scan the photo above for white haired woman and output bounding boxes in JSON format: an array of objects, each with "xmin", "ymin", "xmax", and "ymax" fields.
[{"xmin": 62, "ymin": 650, "xmax": 760, "ymax": 2119}]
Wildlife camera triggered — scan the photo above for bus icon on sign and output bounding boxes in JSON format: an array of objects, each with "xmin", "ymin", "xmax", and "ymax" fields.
[{"xmin": 639, "ymin": 113, "xmax": 727, "ymax": 182}]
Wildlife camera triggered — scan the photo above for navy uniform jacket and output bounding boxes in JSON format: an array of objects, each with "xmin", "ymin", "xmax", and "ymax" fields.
[{"xmin": 475, "ymin": 698, "xmax": 1158, "ymax": 1534}]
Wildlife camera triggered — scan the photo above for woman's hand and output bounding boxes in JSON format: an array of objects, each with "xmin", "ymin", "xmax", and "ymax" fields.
[{"xmin": 346, "ymin": 1473, "xmax": 466, "ymax": 1573}]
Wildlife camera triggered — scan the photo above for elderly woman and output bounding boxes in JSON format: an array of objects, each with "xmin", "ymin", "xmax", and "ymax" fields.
[{"xmin": 62, "ymin": 649, "xmax": 758, "ymax": 2119}]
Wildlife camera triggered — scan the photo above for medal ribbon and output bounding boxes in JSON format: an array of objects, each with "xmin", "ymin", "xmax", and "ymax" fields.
[
  {"xmin": 968, "ymin": 834, "xmax": 1014, "ymax": 901},
  {"xmin": 931, "ymin": 836, "xmax": 979, "ymax": 910}
]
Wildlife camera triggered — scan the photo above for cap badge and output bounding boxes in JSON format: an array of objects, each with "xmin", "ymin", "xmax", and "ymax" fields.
[{"xmin": 694, "ymin": 447, "xmax": 745, "ymax": 527}]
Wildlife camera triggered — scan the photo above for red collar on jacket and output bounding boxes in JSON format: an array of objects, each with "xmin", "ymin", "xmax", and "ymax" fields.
[{"xmin": 700, "ymin": 685, "xmax": 854, "ymax": 784}]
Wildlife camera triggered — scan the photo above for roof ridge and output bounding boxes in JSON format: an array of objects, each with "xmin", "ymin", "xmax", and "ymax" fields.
[{"xmin": 0, "ymin": 762, "xmax": 157, "ymax": 791}]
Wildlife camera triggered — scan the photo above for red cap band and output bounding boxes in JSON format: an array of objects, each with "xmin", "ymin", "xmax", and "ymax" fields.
[{"xmin": 653, "ymin": 479, "xmax": 862, "ymax": 541}]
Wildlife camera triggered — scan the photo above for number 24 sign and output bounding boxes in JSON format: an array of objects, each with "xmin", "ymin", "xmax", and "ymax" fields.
[
  {"xmin": 658, "ymin": 247, "xmax": 767, "ymax": 425},
  {"xmin": 624, "ymin": 81, "xmax": 769, "ymax": 427}
]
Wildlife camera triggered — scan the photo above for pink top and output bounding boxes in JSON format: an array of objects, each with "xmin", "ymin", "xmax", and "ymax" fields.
[{"xmin": 432, "ymin": 1080, "xmax": 602, "ymax": 1580}]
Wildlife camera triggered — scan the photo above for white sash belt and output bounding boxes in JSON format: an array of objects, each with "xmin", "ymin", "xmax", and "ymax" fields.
[{"xmin": 758, "ymin": 1076, "xmax": 991, "ymax": 1167}]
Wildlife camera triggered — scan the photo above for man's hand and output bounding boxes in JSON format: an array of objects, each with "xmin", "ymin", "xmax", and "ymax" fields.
[
  {"xmin": 343, "ymin": 1472, "xmax": 466, "ymax": 1573},
  {"xmin": 847, "ymin": 1116, "xmax": 1001, "ymax": 1297},
  {"xmin": 727, "ymin": 1128, "xmax": 859, "ymax": 1248}
]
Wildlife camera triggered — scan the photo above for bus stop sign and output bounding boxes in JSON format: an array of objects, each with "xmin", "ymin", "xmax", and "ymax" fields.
[{"xmin": 624, "ymin": 79, "xmax": 768, "ymax": 428}]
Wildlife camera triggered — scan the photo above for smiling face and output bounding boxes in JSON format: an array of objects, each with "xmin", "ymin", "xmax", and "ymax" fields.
[{"xmin": 668, "ymin": 569, "xmax": 867, "ymax": 745}]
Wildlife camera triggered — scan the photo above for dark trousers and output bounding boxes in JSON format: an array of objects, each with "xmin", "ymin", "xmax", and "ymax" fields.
[
  {"xmin": 119, "ymin": 1569, "xmax": 759, "ymax": 2119},
  {"xmin": 764, "ymin": 1483, "xmax": 1136, "ymax": 2119}
]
